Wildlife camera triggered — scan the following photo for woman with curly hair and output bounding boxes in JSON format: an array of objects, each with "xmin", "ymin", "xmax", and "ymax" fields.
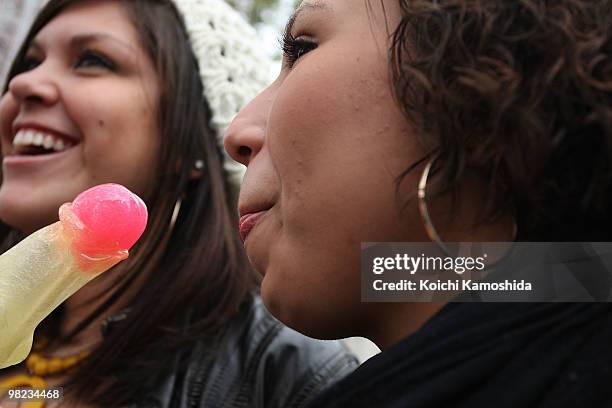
[{"xmin": 225, "ymin": 0, "xmax": 612, "ymax": 406}]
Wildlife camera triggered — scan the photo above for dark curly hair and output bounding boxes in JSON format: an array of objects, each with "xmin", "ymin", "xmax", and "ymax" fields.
[{"xmin": 391, "ymin": 0, "xmax": 612, "ymax": 240}]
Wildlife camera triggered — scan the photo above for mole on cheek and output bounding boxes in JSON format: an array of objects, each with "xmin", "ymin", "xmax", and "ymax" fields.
[{"xmin": 98, "ymin": 120, "xmax": 105, "ymax": 127}]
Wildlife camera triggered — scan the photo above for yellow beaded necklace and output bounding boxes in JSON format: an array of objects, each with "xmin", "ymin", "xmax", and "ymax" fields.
[{"xmin": 0, "ymin": 339, "xmax": 90, "ymax": 408}]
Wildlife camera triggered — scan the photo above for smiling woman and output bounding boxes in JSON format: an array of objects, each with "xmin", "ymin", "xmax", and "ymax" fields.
[
  {"xmin": 0, "ymin": 0, "xmax": 357, "ymax": 407},
  {"xmin": 225, "ymin": 0, "xmax": 612, "ymax": 406},
  {"xmin": 0, "ymin": 3, "xmax": 160, "ymax": 234}
]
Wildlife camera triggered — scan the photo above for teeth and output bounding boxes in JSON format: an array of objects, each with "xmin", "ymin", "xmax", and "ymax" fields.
[
  {"xmin": 23, "ymin": 130, "xmax": 34, "ymax": 145},
  {"xmin": 14, "ymin": 132, "xmax": 24, "ymax": 145},
  {"xmin": 12, "ymin": 129, "xmax": 74, "ymax": 153},
  {"xmin": 43, "ymin": 135, "xmax": 54, "ymax": 149},
  {"xmin": 32, "ymin": 133, "xmax": 44, "ymax": 146},
  {"xmin": 53, "ymin": 139, "xmax": 65, "ymax": 152}
]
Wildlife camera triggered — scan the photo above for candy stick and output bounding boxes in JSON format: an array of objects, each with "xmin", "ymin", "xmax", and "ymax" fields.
[{"xmin": 0, "ymin": 184, "xmax": 147, "ymax": 368}]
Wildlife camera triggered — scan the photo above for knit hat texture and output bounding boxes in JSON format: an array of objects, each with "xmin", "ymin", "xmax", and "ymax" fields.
[{"xmin": 172, "ymin": 0, "xmax": 273, "ymax": 187}]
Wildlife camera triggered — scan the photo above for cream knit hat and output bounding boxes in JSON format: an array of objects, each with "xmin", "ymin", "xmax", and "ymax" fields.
[{"xmin": 171, "ymin": 0, "xmax": 273, "ymax": 187}]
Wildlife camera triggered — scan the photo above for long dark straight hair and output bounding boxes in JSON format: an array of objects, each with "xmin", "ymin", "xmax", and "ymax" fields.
[{"xmin": 1, "ymin": 0, "xmax": 257, "ymax": 405}]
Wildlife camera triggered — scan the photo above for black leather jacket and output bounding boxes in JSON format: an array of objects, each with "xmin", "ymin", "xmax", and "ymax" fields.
[{"xmin": 127, "ymin": 296, "xmax": 358, "ymax": 408}]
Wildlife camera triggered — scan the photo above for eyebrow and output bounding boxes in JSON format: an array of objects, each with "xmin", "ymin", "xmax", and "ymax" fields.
[
  {"xmin": 285, "ymin": 1, "xmax": 331, "ymax": 35},
  {"xmin": 30, "ymin": 33, "xmax": 136, "ymax": 53}
]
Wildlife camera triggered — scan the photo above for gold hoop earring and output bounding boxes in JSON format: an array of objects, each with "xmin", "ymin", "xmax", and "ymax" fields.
[
  {"xmin": 170, "ymin": 197, "xmax": 182, "ymax": 231},
  {"xmin": 417, "ymin": 155, "xmax": 453, "ymax": 256},
  {"xmin": 418, "ymin": 155, "xmax": 519, "ymax": 256}
]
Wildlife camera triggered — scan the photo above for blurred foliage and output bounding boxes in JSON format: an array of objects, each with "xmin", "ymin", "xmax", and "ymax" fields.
[
  {"xmin": 226, "ymin": 0, "xmax": 278, "ymax": 24},
  {"xmin": 226, "ymin": 0, "xmax": 300, "ymax": 25}
]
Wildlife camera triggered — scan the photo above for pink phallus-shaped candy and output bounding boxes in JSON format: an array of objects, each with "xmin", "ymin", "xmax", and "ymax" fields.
[
  {"xmin": 0, "ymin": 183, "xmax": 148, "ymax": 368},
  {"xmin": 59, "ymin": 184, "xmax": 148, "ymax": 271}
]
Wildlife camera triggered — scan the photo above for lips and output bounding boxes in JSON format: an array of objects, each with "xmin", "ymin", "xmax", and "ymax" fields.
[{"xmin": 239, "ymin": 210, "xmax": 268, "ymax": 242}]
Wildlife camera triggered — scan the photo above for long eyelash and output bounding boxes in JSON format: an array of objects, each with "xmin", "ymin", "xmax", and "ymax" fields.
[
  {"xmin": 279, "ymin": 31, "xmax": 316, "ymax": 68},
  {"xmin": 76, "ymin": 49, "xmax": 116, "ymax": 70},
  {"xmin": 279, "ymin": 31, "xmax": 299, "ymax": 66}
]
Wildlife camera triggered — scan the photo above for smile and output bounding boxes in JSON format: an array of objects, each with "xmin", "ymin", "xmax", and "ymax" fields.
[{"xmin": 12, "ymin": 129, "xmax": 75, "ymax": 156}]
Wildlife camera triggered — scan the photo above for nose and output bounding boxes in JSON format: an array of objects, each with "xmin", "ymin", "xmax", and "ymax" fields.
[
  {"xmin": 8, "ymin": 64, "xmax": 60, "ymax": 106},
  {"xmin": 224, "ymin": 86, "xmax": 273, "ymax": 166}
]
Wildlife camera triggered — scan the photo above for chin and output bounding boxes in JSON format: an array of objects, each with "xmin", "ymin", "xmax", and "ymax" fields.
[
  {"xmin": 0, "ymin": 195, "xmax": 55, "ymax": 234},
  {"xmin": 260, "ymin": 275, "xmax": 358, "ymax": 341}
]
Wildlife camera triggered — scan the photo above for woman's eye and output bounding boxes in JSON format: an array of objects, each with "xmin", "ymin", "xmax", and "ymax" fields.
[
  {"xmin": 281, "ymin": 32, "xmax": 317, "ymax": 68},
  {"xmin": 75, "ymin": 50, "xmax": 115, "ymax": 71}
]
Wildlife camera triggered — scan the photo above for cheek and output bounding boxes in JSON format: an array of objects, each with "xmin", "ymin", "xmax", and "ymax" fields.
[
  {"xmin": 260, "ymin": 52, "xmax": 426, "ymax": 325},
  {"xmin": 71, "ymin": 81, "xmax": 156, "ymax": 133},
  {"xmin": 268, "ymin": 54, "xmax": 421, "ymax": 241},
  {"xmin": 0, "ymin": 95, "xmax": 18, "ymax": 155},
  {"xmin": 69, "ymin": 85, "xmax": 160, "ymax": 196}
]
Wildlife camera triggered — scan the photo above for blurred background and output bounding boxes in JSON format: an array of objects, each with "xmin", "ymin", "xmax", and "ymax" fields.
[{"xmin": 0, "ymin": 0, "xmax": 380, "ymax": 363}]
